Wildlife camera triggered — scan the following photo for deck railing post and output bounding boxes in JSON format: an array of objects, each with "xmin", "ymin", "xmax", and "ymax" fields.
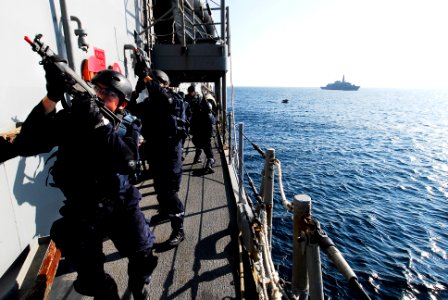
[
  {"xmin": 228, "ymin": 112, "xmax": 233, "ymax": 164},
  {"xmin": 307, "ymin": 231, "xmax": 324, "ymax": 300},
  {"xmin": 292, "ymin": 194, "xmax": 311, "ymax": 298},
  {"xmin": 262, "ymin": 148, "xmax": 275, "ymax": 247},
  {"xmin": 238, "ymin": 123, "xmax": 245, "ymax": 204},
  {"xmin": 221, "ymin": 0, "xmax": 226, "ymax": 44}
]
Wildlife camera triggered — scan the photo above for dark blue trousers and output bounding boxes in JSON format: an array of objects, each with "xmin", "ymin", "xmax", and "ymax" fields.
[{"xmin": 50, "ymin": 184, "xmax": 155, "ymax": 287}]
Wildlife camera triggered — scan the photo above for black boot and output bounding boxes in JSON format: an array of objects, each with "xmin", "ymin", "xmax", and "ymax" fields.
[
  {"xmin": 74, "ymin": 273, "xmax": 120, "ymax": 300},
  {"xmin": 168, "ymin": 228, "xmax": 185, "ymax": 246},
  {"xmin": 168, "ymin": 213, "xmax": 185, "ymax": 246},
  {"xmin": 204, "ymin": 158, "xmax": 215, "ymax": 173},
  {"xmin": 129, "ymin": 278, "xmax": 150, "ymax": 300},
  {"xmin": 128, "ymin": 250, "xmax": 158, "ymax": 300},
  {"xmin": 193, "ymin": 149, "xmax": 202, "ymax": 164},
  {"xmin": 94, "ymin": 274, "xmax": 120, "ymax": 300}
]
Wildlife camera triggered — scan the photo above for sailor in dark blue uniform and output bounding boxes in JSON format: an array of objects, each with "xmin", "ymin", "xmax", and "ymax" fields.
[
  {"xmin": 129, "ymin": 67, "xmax": 186, "ymax": 246},
  {"xmin": 14, "ymin": 64, "xmax": 156, "ymax": 300},
  {"xmin": 191, "ymin": 98, "xmax": 216, "ymax": 172},
  {"xmin": 116, "ymin": 109, "xmax": 144, "ymax": 183}
]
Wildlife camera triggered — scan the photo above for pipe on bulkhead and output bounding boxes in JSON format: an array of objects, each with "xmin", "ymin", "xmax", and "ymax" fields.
[
  {"xmin": 59, "ymin": 0, "xmax": 75, "ymax": 69},
  {"xmin": 123, "ymin": 44, "xmax": 135, "ymax": 77},
  {"xmin": 217, "ymin": 77, "xmax": 227, "ymax": 146},
  {"xmin": 70, "ymin": 16, "xmax": 89, "ymax": 52}
]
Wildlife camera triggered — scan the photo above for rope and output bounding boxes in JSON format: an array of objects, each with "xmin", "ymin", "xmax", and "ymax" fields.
[
  {"xmin": 257, "ymin": 209, "xmax": 297, "ymax": 299},
  {"xmin": 260, "ymin": 218, "xmax": 282, "ymax": 300},
  {"xmin": 232, "ymin": 123, "xmax": 292, "ymax": 213},
  {"xmin": 229, "ymin": 98, "xmax": 298, "ymax": 299},
  {"xmin": 274, "ymin": 159, "xmax": 293, "ymax": 212},
  {"xmin": 249, "ymin": 211, "xmax": 295, "ymax": 300},
  {"xmin": 228, "ymin": 97, "xmax": 370, "ymax": 299},
  {"xmin": 256, "ymin": 241, "xmax": 269, "ymax": 300}
]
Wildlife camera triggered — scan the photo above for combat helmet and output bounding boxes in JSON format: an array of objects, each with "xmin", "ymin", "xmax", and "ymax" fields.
[
  {"xmin": 91, "ymin": 69, "xmax": 132, "ymax": 102},
  {"xmin": 187, "ymin": 85, "xmax": 195, "ymax": 93},
  {"xmin": 152, "ymin": 69, "xmax": 170, "ymax": 86}
]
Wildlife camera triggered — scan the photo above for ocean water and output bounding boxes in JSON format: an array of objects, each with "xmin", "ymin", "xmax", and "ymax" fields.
[{"xmin": 230, "ymin": 87, "xmax": 448, "ymax": 300}]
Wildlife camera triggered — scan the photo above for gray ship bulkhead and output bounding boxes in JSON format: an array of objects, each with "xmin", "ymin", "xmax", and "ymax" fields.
[{"xmin": 152, "ymin": 44, "xmax": 227, "ymax": 86}]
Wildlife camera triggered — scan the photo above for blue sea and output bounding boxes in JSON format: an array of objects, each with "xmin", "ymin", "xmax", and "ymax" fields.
[{"xmin": 230, "ymin": 87, "xmax": 448, "ymax": 300}]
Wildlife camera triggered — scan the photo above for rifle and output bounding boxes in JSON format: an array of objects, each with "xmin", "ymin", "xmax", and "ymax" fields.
[
  {"xmin": 123, "ymin": 31, "xmax": 149, "ymax": 84},
  {"xmin": 24, "ymin": 33, "xmax": 121, "ymax": 129},
  {"xmin": 132, "ymin": 30, "xmax": 151, "ymax": 77}
]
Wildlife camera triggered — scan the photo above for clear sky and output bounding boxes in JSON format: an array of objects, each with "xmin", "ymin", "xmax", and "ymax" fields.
[{"xmin": 225, "ymin": 0, "xmax": 448, "ymax": 89}]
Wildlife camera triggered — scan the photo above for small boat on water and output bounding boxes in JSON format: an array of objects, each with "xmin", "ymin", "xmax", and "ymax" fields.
[
  {"xmin": 282, "ymin": 99, "xmax": 289, "ymax": 103},
  {"xmin": 321, "ymin": 75, "xmax": 360, "ymax": 91}
]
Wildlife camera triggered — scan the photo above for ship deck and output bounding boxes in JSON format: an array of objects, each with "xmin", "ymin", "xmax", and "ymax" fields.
[{"xmin": 45, "ymin": 135, "xmax": 241, "ymax": 299}]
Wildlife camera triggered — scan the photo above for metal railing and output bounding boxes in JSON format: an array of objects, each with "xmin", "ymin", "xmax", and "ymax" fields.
[
  {"xmin": 141, "ymin": 0, "xmax": 228, "ymax": 47},
  {"xmin": 228, "ymin": 121, "xmax": 372, "ymax": 300}
]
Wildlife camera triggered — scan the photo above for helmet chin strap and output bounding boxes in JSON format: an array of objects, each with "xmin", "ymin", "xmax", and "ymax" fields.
[{"xmin": 118, "ymin": 100, "xmax": 128, "ymax": 110}]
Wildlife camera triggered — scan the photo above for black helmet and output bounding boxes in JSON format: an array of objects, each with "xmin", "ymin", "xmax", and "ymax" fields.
[
  {"xmin": 91, "ymin": 69, "xmax": 132, "ymax": 102},
  {"xmin": 152, "ymin": 69, "xmax": 170, "ymax": 86},
  {"xmin": 187, "ymin": 85, "xmax": 195, "ymax": 93}
]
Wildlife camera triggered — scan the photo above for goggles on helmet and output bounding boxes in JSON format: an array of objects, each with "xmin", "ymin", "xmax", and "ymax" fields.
[{"xmin": 94, "ymin": 86, "xmax": 119, "ymax": 100}]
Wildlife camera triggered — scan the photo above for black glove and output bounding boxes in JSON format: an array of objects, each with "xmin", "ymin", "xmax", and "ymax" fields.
[
  {"xmin": 133, "ymin": 48, "xmax": 151, "ymax": 78},
  {"xmin": 43, "ymin": 55, "xmax": 67, "ymax": 102},
  {"xmin": 135, "ymin": 78, "xmax": 146, "ymax": 94},
  {"xmin": 71, "ymin": 96, "xmax": 105, "ymax": 128},
  {"xmin": 0, "ymin": 136, "xmax": 18, "ymax": 163}
]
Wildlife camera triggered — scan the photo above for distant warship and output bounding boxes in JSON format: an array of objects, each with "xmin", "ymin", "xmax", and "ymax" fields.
[{"xmin": 321, "ymin": 75, "xmax": 360, "ymax": 91}]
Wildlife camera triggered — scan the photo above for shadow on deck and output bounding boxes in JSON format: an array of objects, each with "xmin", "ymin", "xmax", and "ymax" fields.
[{"xmin": 48, "ymin": 135, "xmax": 241, "ymax": 299}]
